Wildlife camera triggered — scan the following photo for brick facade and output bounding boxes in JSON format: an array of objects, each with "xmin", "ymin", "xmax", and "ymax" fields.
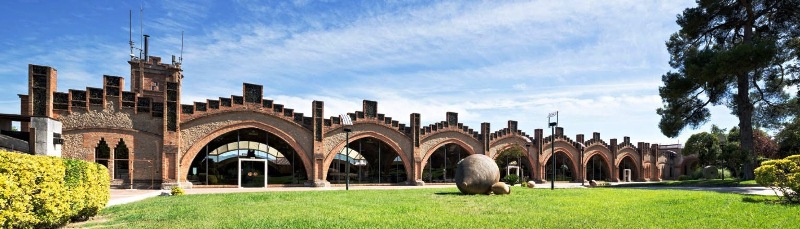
[{"xmin": 11, "ymin": 58, "xmax": 696, "ymax": 188}]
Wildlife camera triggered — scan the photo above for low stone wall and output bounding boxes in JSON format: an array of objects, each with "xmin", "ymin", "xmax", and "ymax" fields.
[{"xmin": 0, "ymin": 133, "xmax": 29, "ymax": 153}]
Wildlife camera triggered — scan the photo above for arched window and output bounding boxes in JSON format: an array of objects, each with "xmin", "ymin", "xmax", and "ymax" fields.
[
  {"xmin": 95, "ymin": 138, "xmax": 111, "ymax": 167},
  {"xmin": 114, "ymin": 139, "xmax": 130, "ymax": 180}
]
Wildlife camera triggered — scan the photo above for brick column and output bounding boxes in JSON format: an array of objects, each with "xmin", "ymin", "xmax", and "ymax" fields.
[
  {"xmin": 576, "ymin": 134, "xmax": 585, "ymax": 182},
  {"xmin": 310, "ymin": 100, "xmax": 328, "ymax": 187},
  {"xmin": 534, "ymin": 129, "xmax": 543, "ymax": 182},
  {"xmin": 610, "ymin": 138, "xmax": 619, "ymax": 182},
  {"xmin": 410, "ymin": 113, "xmax": 422, "ymax": 185},
  {"xmin": 480, "ymin": 123, "xmax": 490, "ymax": 155}
]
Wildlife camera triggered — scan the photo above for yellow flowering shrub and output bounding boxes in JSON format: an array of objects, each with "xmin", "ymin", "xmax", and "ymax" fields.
[
  {"xmin": 0, "ymin": 150, "xmax": 110, "ymax": 228},
  {"xmin": 755, "ymin": 154, "xmax": 800, "ymax": 203}
]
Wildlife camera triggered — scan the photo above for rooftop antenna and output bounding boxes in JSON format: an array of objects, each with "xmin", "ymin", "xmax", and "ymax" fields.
[
  {"xmin": 180, "ymin": 30, "xmax": 184, "ymax": 64},
  {"xmin": 129, "ymin": 10, "xmax": 134, "ymax": 59},
  {"xmin": 139, "ymin": 4, "xmax": 144, "ymax": 60}
]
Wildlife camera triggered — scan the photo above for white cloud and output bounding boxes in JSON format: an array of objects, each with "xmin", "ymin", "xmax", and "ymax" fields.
[{"xmin": 2, "ymin": 0, "xmax": 736, "ymax": 146}]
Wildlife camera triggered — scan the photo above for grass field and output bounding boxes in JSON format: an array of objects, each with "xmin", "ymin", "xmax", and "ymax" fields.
[{"xmin": 83, "ymin": 187, "xmax": 798, "ymax": 228}]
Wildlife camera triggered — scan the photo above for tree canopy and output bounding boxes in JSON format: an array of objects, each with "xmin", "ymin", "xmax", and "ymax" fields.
[
  {"xmin": 657, "ymin": 0, "xmax": 800, "ymax": 179},
  {"xmin": 776, "ymin": 118, "xmax": 800, "ymax": 157},
  {"xmin": 683, "ymin": 132, "xmax": 722, "ymax": 166}
]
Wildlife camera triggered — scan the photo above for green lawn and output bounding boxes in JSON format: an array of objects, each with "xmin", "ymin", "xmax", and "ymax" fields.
[{"xmin": 85, "ymin": 187, "xmax": 798, "ymax": 228}]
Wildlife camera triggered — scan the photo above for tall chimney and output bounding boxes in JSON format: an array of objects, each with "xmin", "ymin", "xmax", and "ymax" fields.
[{"xmin": 143, "ymin": 34, "xmax": 150, "ymax": 61}]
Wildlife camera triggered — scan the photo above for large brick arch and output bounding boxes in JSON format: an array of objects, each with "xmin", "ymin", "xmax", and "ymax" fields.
[
  {"xmin": 542, "ymin": 140, "xmax": 580, "ymax": 163},
  {"xmin": 615, "ymin": 147, "xmax": 641, "ymax": 165},
  {"xmin": 583, "ymin": 144, "xmax": 612, "ymax": 163},
  {"xmin": 615, "ymin": 151, "xmax": 642, "ymax": 180},
  {"xmin": 180, "ymin": 111, "xmax": 313, "ymax": 156},
  {"xmin": 540, "ymin": 147, "xmax": 579, "ymax": 181},
  {"xmin": 582, "ymin": 150, "xmax": 613, "ymax": 176},
  {"xmin": 419, "ymin": 130, "xmax": 482, "ymax": 162},
  {"xmin": 488, "ymin": 135, "xmax": 532, "ymax": 159},
  {"xmin": 179, "ymin": 121, "xmax": 313, "ymax": 181},
  {"xmin": 419, "ymin": 137, "xmax": 478, "ymax": 171},
  {"xmin": 488, "ymin": 135, "xmax": 534, "ymax": 176},
  {"xmin": 321, "ymin": 130, "xmax": 412, "ymax": 181}
]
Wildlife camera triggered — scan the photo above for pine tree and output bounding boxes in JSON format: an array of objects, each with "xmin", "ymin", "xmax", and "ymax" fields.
[{"xmin": 657, "ymin": 0, "xmax": 800, "ymax": 179}]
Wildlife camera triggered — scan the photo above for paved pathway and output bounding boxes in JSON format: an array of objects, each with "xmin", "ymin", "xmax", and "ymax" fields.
[
  {"xmin": 107, "ymin": 182, "xmax": 777, "ymax": 207},
  {"xmin": 618, "ymin": 186, "xmax": 778, "ymax": 195}
]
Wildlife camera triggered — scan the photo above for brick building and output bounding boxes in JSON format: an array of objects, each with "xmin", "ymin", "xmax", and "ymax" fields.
[{"xmin": 7, "ymin": 44, "xmax": 699, "ymax": 189}]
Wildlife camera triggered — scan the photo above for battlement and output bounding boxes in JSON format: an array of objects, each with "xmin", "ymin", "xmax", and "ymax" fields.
[
  {"xmin": 488, "ymin": 120, "xmax": 532, "ymax": 144},
  {"xmin": 180, "ymin": 82, "xmax": 314, "ymax": 131},
  {"xmin": 584, "ymin": 132, "xmax": 609, "ymax": 148},
  {"xmin": 324, "ymin": 100, "xmax": 411, "ymax": 137},
  {"xmin": 420, "ymin": 112, "xmax": 479, "ymax": 141},
  {"xmin": 22, "ymin": 65, "xmax": 174, "ymax": 121}
]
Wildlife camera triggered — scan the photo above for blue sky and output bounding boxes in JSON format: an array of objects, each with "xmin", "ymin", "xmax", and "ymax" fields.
[{"xmin": 0, "ymin": 0, "xmax": 741, "ymax": 145}]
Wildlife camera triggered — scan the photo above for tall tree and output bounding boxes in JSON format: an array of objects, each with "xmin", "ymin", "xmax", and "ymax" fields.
[
  {"xmin": 776, "ymin": 118, "xmax": 800, "ymax": 157},
  {"xmin": 657, "ymin": 0, "xmax": 800, "ymax": 179},
  {"xmin": 683, "ymin": 132, "xmax": 722, "ymax": 167},
  {"xmin": 753, "ymin": 129, "xmax": 779, "ymax": 158}
]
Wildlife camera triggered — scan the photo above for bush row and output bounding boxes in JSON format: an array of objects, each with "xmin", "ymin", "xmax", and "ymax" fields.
[
  {"xmin": 0, "ymin": 150, "xmax": 110, "ymax": 228},
  {"xmin": 755, "ymin": 154, "xmax": 800, "ymax": 203}
]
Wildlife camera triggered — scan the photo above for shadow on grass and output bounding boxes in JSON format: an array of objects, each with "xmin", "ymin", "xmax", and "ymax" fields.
[
  {"xmin": 739, "ymin": 194, "xmax": 799, "ymax": 206},
  {"xmin": 434, "ymin": 192, "xmax": 466, "ymax": 196}
]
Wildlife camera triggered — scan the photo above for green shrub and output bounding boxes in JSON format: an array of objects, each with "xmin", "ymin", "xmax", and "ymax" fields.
[
  {"xmin": 0, "ymin": 150, "xmax": 110, "ymax": 228},
  {"xmin": 503, "ymin": 174, "xmax": 519, "ymax": 185},
  {"xmin": 690, "ymin": 167, "xmax": 704, "ymax": 180},
  {"xmin": 755, "ymin": 155, "xmax": 800, "ymax": 203},
  {"xmin": 677, "ymin": 175, "xmax": 691, "ymax": 181},
  {"xmin": 171, "ymin": 187, "xmax": 185, "ymax": 196},
  {"xmin": 688, "ymin": 166, "xmax": 733, "ymax": 180},
  {"xmin": 63, "ymin": 158, "xmax": 110, "ymax": 220}
]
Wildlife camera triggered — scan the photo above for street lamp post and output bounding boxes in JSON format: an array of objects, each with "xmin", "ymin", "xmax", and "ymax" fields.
[
  {"xmin": 340, "ymin": 114, "xmax": 354, "ymax": 190},
  {"xmin": 548, "ymin": 111, "xmax": 558, "ymax": 190}
]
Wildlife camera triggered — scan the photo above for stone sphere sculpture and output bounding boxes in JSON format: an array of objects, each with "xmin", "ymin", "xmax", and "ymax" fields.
[
  {"xmin": 527, "ymin": 181, "xmax": 536, "ymax": 188},
  {"xmin": 703, "ymin": 166, "xmax": 718, "ymax": 179},
  {"xmin": 455, "ymin": 154, "xmax": 500, "ymax": 195},
  {"xmin": 491, "ymin": 182, "xmax": 510, "ymax": 195}
]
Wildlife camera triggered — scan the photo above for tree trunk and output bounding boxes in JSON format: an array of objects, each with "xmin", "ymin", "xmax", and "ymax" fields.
[
  {"xmin": 737, "ymin": 0, "xmax": 757, "ymax": 180},
  {"xmin": 736, "ymin": 73, "xmax": 756, "ymax": 180}
]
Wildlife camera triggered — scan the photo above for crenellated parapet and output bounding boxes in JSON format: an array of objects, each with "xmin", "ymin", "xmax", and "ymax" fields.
[
  {"xmin": 419, "ymin": 112, "xmax": 479, "ymax": 141},
  {"xmin": 32, "ymin": 69, "xmax": 164, "ymax": 121},
  {"xmin": 584, "ymin": 132, "xmax": 610, "ymax": 149},
  {"xmin": 488, "ymin": 120, "xmax": 532, "ymax": 145},
  {"xmin": 617, "ymin": 136, "xmax": 636, "ymax": 151},
  {"xmin": 179, "ymin": 83, "xmax": 313, "ymax": 131},
  {"xmin": 23, "ymin": 64, "xmax": 171, "ymax": 136},
  {"xmin": 542, "ymin": 127, "xmax": 577, "ymax": 146},
  {"xmin": 323, "ymin": 100, "xmax": 411, "ymax": 137}
]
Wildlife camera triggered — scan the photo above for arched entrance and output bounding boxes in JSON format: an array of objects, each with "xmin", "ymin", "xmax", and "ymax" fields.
[
  {"xmin": 585, "ymin": 153, "xmax": 610, "ymax": 181},
  {"xmin": 422, "ymin": 143, "xmax": 470, "ymax": 183},
  {"xmin": 618, "ymin": 156, "xmax": 638, "ymax": 181},
  {"xmin": 494, "ymin": 145, "xmax": 532, "ymax": 183},
  {"xmin": 545, "ymin": 151, "xmax": 576, "ymax": 181},
  {"xmin": 185, "ymin": 128, "xmax": 308, "ymax": 186},
  {"xmin": 327, "ymin": 137, "xmax": 408, "ymax": 184}
]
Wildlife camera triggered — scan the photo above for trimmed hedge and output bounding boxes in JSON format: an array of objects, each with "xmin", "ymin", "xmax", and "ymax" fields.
[
  {"xmin": 0, "ymin": 150, "xmax": 110, "ymax": 228},
  {"xmin": 755, "ymin": 154, "xmax": 800, "ymax": 203}
]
